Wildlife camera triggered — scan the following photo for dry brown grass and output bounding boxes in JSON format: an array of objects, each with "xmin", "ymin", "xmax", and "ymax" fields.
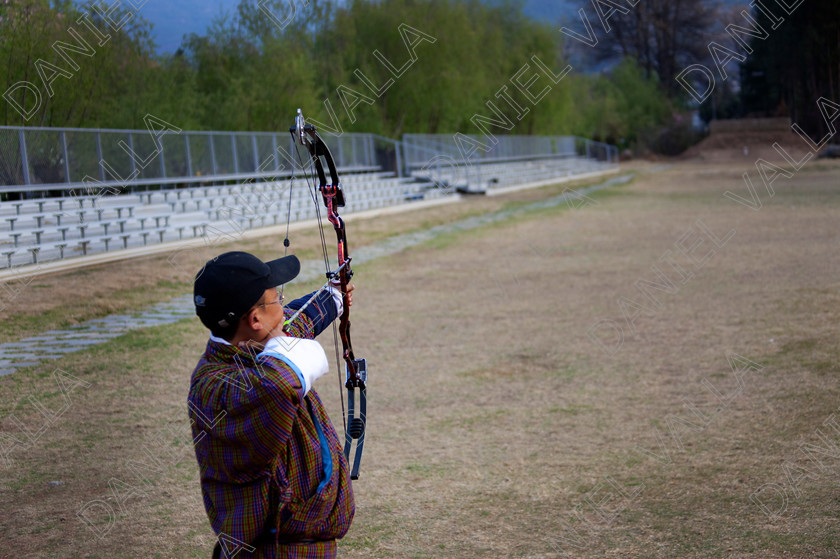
[{"xmin": 1, "ymin": 158, "xmax": 839, "ymax": 558}]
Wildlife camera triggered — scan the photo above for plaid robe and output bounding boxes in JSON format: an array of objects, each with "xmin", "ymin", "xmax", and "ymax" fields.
[{"xmin": 189, "ymin": 290, "xmax": 355, "ymax": 558}]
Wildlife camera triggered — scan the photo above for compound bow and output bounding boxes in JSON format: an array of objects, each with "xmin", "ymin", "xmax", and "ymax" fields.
[{"xmin": 289, "ymin": 109, "xmax": 367, "ymax": 480}]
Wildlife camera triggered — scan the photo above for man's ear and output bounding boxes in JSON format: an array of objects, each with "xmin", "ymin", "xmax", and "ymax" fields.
[{"xmin": 242, "ymin": 308, "xmax": 263, "ymax": 333}]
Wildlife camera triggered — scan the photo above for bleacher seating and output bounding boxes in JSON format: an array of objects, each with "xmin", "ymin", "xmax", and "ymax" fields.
[
  {"xmin": 409, "ymin": 156, "xmax": 614, "ymax": 194},
  {"xmin": 0, "ymin": 170, "xmax": 441, "ymax": 268},
  {"xmin": 0, "ymin": 154, "xmax": 617, "ymax": 269}
]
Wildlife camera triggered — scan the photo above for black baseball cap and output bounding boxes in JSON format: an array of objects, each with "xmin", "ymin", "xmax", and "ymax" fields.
[{"xmin": 194, "ymin": 251, "xmax": 300, "ymax": 331}]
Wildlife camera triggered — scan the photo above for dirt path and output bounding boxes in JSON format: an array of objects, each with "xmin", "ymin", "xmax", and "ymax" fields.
[{"xmin": 1, "ymin": 159, "xmax": 838, "ymax": 558}]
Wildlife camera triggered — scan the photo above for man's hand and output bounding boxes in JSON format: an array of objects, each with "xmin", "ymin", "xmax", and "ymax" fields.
[
  {"xmin": 345, "ymin": 283, "xmax": 355, "ymax": 307},
  {"xmin": 330, "ymin": 280, "xmax": 355, "ymax": 307}
]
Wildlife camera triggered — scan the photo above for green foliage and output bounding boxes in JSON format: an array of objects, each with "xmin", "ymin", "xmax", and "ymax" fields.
[
  {"xmin": 0, "ymin": 0, "xmax": 157, "ymax": 127},
  {"xmin": 0, "ymin": 0, "xmax": 676, "ymax": 152},
  {"xmin": 564, "ymin": 59, "xmax": 673, "ymax": 149}
]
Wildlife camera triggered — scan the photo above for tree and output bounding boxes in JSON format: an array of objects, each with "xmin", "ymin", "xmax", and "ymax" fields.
[
  {"xmin": 740, "ymin": 0, "xmax": 840, "ymax": 142},
  {"xmin": 0, "ymin": 0, "xmax": 156, "ymax": 127},
  {"xmin": 564, "ymin": 0, "xmax": 722, "ymax": 97}
]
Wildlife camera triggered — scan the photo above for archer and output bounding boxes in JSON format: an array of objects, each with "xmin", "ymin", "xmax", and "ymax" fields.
[{"xmin": 188, "ymin": 250, "xmax": 356, "ymax": 558}]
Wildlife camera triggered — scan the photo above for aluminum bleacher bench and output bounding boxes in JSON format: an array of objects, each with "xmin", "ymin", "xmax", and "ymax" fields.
[
  {"xmin": 2, "ymin": 249, "xmax": 16, "ymax": 267},
  {"xmin": 26, "ymin": 247, "xmax": 40, "ymax": 264},
  {"xmin": 77, "ymin": 239, "xmax": 91, "ymax": 255},
  {"xmin": 115, "ymin": 206, "xmax": 135, "ymax": 219},
  {"xmin": 31, "ymin": 214, "xmax": 49, "ymax": 228},
  {"xmin": 69, "ymin": 195, "xmax": 99, "ymax": 209}
]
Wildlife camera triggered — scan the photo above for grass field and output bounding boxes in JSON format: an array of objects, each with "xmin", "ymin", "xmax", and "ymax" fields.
[{"xmin": 1, "ymin": 155, "xmax": 839, "ymax": 558}]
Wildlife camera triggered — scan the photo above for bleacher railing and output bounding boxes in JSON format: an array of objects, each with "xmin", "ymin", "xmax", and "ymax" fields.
[
  {"xmin": 402, "ymin": 134, "xmax": 618, "ymax": 168},
  {"xmin": 401, "ymin": 134, "xmax": 618, "ymax": 190},
  {"xmin": 0, "ymin": 125, "xmax": 618, "ymax": 198},
  {"xmin": 0, "ymin": 125, "xmax": 383, "ymax": 198}
]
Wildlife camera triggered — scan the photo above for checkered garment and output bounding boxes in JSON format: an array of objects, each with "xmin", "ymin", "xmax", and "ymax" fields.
[{"xmin": 189, "ymin": 290, "xmax": 355, "ymax": 558}]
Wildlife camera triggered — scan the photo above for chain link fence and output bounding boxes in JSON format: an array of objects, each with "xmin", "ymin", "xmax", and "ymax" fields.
[
  {"xmin": 401, "ymin": 134, "xmax": 618, "ymax": 191},
  {"xmin": 1, "ymin": 125, "xmax": 617, "ymax": 200},
  {"xmin": 402, "ymin": 134, "xmax": 617, "ymax": 168},
  {"xmin": 0, "ymin": 126, "xmax": 380, "ymax": 200}
]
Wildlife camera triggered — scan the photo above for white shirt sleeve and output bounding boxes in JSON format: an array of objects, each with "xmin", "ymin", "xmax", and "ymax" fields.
[
  {"xmin": 260, "ymin": 337, "xmax": 329, "ymax": 396},
  {"xmin": 326, "ymin": 284, "xmax": 343, "ymax": 317}
]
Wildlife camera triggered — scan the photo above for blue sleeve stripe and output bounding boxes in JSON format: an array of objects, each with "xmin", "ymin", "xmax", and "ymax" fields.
[
  {"xmin": 259, "ymin": 351, "xmax": 308, "ymax": 395},
  {"xmin": 287, "ymin": 290, "xmax": 338, "ymax": 337},
  {"xmin": 310, "ymin": 406, "xmax": 334, "ymax": 493}
]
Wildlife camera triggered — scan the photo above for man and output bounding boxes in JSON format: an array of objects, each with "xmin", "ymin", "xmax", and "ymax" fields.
[{"xmin": 189, "ymin": 251, "xmax": 355, "ymax": 558}]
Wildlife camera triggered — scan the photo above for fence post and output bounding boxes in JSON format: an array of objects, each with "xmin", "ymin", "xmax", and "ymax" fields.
[
  {"xmin": 210, "ymin": 135, "xmax": 218, "ymax": 175},
  {"xmin": 395, "ymin": 139, "xmax": 403, "ymax": 178},
  {"xmin": 252, "ymin": 134, "xmax": 259, "ymax": 173},
  {"xmin": 18, "ymin": 129, "xmax": 31, "ymax": 186},
  {"xmin": 289, "ymin": 135, "xmax": 296, "ymax": 173},
  {"xmin": 159, "ymin": 134, "xmax": 166, "ymax": 179},
  {"xmin": 60, "ymin": 131, "xmax": 71, "ymax": 184},
  {"xmin": 127, "ymin": 133, "xmax": 138, "ymax": 178},
  {"xmin": 231, "ymin": 134, "xmax": 239, "ymax": 174},
  {"xmin": 96, "ymin": 131, "xmax": 105, "ymax": 181},
  {"xmin": 185, "ymin": 134, "xmax": 193, "ymax": 177},
  {"xmin": 362, "ymin": 135, "xmax": 369, "ymax": 169}
]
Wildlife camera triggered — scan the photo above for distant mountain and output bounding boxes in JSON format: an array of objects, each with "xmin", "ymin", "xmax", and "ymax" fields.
[
  {"xmin": 142, "ymin": 0, "xmax": 581, "ymax": 53},
  {"xmin": 142, "ymin": 0, "xmax": 241, "ymax": 53},
  {"xmin": 142, "ymin": 0, "xmax": 749, "ymax": 54},
  {"xmin": 524, "ymin": 0, "xmax": 749, "ymax": 27},
  {"xmin": 523, "ymin": 0, "xmax": 577, "ymax": 24},
  {"xmin": 145, "ymin": 0, "xmax": 570, "ymax": 53}
]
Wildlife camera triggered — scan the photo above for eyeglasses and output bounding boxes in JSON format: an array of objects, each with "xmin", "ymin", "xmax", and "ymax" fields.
[{"xmin": 259, "ymin": 295, "xmax": 284, "ymax": 308}]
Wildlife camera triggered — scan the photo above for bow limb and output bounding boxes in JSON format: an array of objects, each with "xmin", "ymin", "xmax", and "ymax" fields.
[{"xmin": 290, "ymin": 109, "xmax": 367, "ymax": 480}]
